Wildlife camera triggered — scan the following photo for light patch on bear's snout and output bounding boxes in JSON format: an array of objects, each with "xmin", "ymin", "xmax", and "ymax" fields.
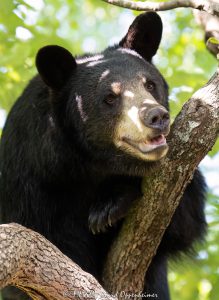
[
  {"xmin": 124, "ymin": 90, "xmax": 134, "ymax": 98},
  {"xmin": 127, "ymin": 106, "xmax": 143, "ymax": 132},
  {"xmin": 113, "ymin": 102, "xmax": 169, "ymax": 162},
  {"xmin": 143, "ymin": 99, "xmax": 157, "ymax": 105},
  {"xmin": 75, "ymin": 94, "xmax": 88, "ymax": 122}
]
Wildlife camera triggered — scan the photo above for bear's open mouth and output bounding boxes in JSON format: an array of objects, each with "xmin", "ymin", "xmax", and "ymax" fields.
[{"xmin": 122, "ymin": 134, "xmax": 167, "ymax": 154}]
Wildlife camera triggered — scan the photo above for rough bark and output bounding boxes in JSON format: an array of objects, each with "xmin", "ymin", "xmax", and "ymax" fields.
[
  {"xmin": 102, "ymin": 0, "xmax": 219, "ymax": 17},
  {"xmin": 0, "ymin": 223, "xmax": 115, "ymax": 300},
  {"xmin": 103, "ymin": 69, "xmax": 219, "ymax": 295}
]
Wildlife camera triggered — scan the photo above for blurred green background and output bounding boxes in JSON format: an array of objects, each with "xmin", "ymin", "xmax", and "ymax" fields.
[{"xmin": 0, "ymin": 1, "xmax": 218, "ymax": 299}]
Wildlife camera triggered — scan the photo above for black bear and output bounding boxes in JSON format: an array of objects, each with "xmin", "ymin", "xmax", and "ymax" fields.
[{"xmin": 0, "ymin": 12, "xmax": 206, "ymax": 300}]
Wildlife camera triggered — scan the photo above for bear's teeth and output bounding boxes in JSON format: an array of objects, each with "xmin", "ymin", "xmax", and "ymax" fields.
[{"xmin": 138, "ymin": 135, "xmax": 166, "ymax": 152}]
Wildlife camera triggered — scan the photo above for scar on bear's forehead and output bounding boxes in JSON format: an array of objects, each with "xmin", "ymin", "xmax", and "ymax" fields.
[
  {"xmin": 117, "ymin": 48, "xmax": 143, "ymax": 60},
  {"xmin": 111, "ymin": 82, "xmax": 122, "ymax": 95},
  {"xmin": 136, "ymin": 74, "xmax": 146, "ymax": 83},
  {"xmin": 77, "ymin": 54, "xmax": 104, "ymax": 64},
  {"xmin": 99, "ymin": 69, "xmax": 110, "ymax": 82}
]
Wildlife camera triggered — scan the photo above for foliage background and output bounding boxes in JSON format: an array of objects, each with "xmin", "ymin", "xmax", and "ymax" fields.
[{"xmin": 0, "ymin": 0, "xmax": 218, "ymax": 299}]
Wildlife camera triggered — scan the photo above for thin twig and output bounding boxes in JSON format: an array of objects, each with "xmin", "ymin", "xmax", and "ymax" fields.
[{"xmin": 102, "ymin": 0, "xmax": 219, "ymax": 16}]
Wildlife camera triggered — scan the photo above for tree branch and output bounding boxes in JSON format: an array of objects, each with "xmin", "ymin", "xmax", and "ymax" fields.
[
  {"xmin": 102, "ymin": 0, "xmax": 219, "ymax": 16},
  {"xmin": 103, "ymin": 68, "xmax": 219, "ymax": 295},
  {"xmin": 194, "ymin": 7, "xmax": 219, "ymax": 57},
  {"xmin": 0, "ymin": 223, "xmax": 115, "ymax": 300}
]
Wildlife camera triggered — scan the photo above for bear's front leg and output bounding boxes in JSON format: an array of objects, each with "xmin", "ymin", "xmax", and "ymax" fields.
[{"xmin": 88, "ymin": 176, "xmax": 142, "ymax": 234}]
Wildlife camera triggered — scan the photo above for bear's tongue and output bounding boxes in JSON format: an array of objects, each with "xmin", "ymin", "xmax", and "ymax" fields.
[
  {"xmin": 138, "ymin": 135, "xmax": 166, "ymax": 152},
  {"xmin": 149, "ymin": 134, "xmax": 166, "ymax": 145}
]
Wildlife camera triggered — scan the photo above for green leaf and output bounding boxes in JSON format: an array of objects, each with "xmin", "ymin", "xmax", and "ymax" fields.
[{"xmin": 207, "ymin": 37, "xmax": 219, "ymax": 45}]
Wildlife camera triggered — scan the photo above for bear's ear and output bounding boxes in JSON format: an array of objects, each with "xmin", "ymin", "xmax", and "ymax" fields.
[
  {"xmin": 36, "ymin": 45, "xmax": 77, "ymax": 89},
  {"xmin": 119, "ymin": 12, "xmax": 162, "ymax": 61}
]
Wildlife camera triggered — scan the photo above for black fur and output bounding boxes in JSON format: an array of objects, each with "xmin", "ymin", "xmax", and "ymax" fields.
[{"xmin": 0, "ymin": 12, "xmax": 206, "ymax": 300}]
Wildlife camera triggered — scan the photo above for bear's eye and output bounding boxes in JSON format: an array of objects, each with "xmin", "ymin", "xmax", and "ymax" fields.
[
  {"xmin": 145, "ymin": 81, "xmax": 155, "ymax": 92},
  {"xmin": 104, "ymin": 93, "xmax": 118, "ymax": 106}
]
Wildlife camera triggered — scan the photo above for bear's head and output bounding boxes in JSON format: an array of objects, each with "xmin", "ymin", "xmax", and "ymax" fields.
[{"xmin": 36, "ymin": 12, "xmax": 170, "ymax": 173}]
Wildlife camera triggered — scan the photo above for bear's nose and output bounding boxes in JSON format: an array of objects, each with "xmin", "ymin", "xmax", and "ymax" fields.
[{"xmin": 139, "ymin": 106, "xmax": 170, "ymax": 131}]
